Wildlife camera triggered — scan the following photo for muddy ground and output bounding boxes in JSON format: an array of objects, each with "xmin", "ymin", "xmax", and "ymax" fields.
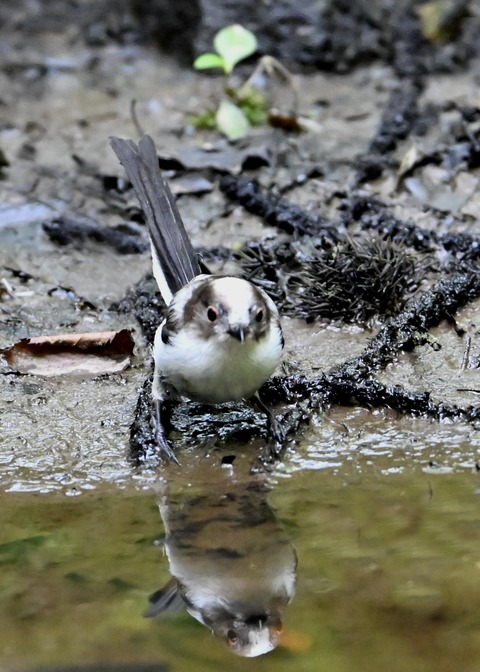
[{"xmin": 1, "ymin": 1, "xmax": 480, "ymax": 489}]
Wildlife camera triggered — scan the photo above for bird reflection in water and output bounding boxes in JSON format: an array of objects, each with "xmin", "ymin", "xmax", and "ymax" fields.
[{"xmin": 146, "ymin": 462, "xmax": 297, "ymax": 657}]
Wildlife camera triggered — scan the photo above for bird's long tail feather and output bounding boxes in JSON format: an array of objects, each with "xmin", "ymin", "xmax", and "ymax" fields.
[{"xmin": 110, "ymin": 135, "xmax": 201, "ymax": 304}]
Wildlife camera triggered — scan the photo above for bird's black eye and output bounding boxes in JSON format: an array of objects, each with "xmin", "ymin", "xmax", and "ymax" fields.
[
  {"xmin": 255, "ymin": 308, "xmax": 264, "ymax": 323},
  {"xmin": 207, "ymin": 306, "xmax": 218, "ymax": 322},
  {"xmin": 227, "ymin": 629, "xmax": 238, "ymax": 643}
]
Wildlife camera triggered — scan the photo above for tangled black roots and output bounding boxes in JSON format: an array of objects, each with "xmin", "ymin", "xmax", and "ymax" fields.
[{"xmin": 240, "ymin": 236, "xmax": 424, "ymax": 324}]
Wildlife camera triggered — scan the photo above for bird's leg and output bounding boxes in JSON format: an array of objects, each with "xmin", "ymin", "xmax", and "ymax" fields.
[
  {"xmin": 152, "ymin": 370, "xmax": 180, "ymax": 465},
  {"xmin": 251, "ymin": 392, "xmax": 286, "ymax": 458},
  {"xmin": 153, "ymin": 398, "xmax": 180, "ymax": 465}
]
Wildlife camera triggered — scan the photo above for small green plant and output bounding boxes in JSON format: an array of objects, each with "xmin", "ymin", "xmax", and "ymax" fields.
[
  {"xmin": 192, "ymin": 24, "xmax": 300, "ymax": 140},
  {"xmin": 193, "ymin": 24, "xmax": 264, "ymax": 140}
]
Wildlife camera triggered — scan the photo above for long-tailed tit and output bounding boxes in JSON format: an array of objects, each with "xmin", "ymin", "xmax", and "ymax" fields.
[{"xmin": 110, "ymin": 135, "xmax": 284, "ymax": 462}]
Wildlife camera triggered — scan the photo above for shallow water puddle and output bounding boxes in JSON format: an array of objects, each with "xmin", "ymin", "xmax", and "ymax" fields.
[{"xmin": 1, "ymin": 407, "xmax": 480, "ymax": 672}]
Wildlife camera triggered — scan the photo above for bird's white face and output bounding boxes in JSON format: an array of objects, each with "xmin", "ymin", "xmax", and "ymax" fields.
[
  {"xmin": 172, "ymin": 275, "xmax": 279, "ymax": 345},
  {"xmin": 155, "ymin": 275, "xmax": 284, "ymax": 404}
]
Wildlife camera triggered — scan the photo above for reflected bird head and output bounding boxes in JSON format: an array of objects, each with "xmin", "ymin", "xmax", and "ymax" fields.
[{"xmin": 214, "ymin": 612, "xmax": 284, "ymax": 657}]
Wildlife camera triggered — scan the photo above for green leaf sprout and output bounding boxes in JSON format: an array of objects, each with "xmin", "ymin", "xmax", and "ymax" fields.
[{"xmin": 194, "ymin": 24, "xmax": 257, "ymax": 75}]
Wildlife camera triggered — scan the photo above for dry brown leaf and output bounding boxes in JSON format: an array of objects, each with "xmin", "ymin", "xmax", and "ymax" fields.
[
  {"xmin": 418, "ymin": 0, "xmax": 467, "ymax": 42},
  {"xmin": 2, "ymin": 329, "xmax": 134, "ymax": 377},
  {"xmin": 397, "ymin": 145, "xmax": 423, "ymax": 179}
]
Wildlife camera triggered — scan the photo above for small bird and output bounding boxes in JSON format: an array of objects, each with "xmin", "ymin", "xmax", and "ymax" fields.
[
  {"xmin": 145, "ymin": 464, "xmax": 297, "ymax": 657},
  {"xmin": 110, "ymin": 135, "xmax": 284, "ymax": 462}
]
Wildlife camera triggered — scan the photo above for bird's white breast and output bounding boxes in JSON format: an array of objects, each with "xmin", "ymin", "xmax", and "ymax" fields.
[{"xmin": 154, "ymin": 319, "xmax": 282, "ymax": 404}]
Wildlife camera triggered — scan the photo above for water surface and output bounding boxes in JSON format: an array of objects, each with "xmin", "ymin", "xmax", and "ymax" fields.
[{"xmin": 2, "ymin": 408, "xmax": 480, "ymax": 672}]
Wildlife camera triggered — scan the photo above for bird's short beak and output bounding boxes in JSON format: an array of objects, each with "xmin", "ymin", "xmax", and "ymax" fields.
[{"xmin": 228, "ymin": 325, "xmax": 248, "ymax": 343}]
